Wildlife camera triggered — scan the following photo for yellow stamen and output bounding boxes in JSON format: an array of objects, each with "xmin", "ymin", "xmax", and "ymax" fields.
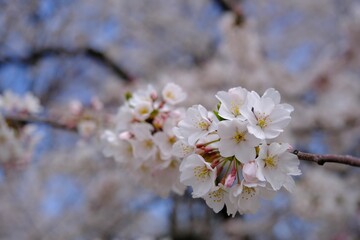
[
  {"xmin": 264, "ymin": 156, "xmax": 277, "ymax": 168},
  {"xmin": 231, "ymin": 103, "xmax": 240, "ymax": 116},
  {"xmin": 193, "ymin": 166, "xmax": 210, "ymax": 182},
  {"xmin": 233, "ymin": 131, "xmax": 246, "ymax": 143},
  {"xmin": 257, "ymin": 118, "xmax": 268, "ymax": 128},
  {"xmin": 138, "ymin": 107, "xmax": 149, "ymax": 115},
  {"xmin": 168, "ymin": 136, "xmax": 177, "ymax": 145},
  {"xmin": 208, "ymin": 188, "xmax": 224, "ymax": 203},
  {"xmin": 144, "ymin": 139, "xmax": 154, "ymax": 149},
  {"xmin": 165, "ymin": 91, "xmax": 175, "ymax": 100},
  {"xmin": 197, "ymin": 120, "xmax": 209, "ymax": 130},
  {"xmin": 241, "ymin": 186, "xmax": 256, "ymax": 200}
]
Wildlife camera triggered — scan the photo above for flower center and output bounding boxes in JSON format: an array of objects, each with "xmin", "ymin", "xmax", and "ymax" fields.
[
  {"xmin": 193, "ymin": 166, "xmax": 211, "ymax": 181},
  {"xmin": 168, "ymin": 136, "xmax": 177, "ymax": 145},
  {"xmin": 233, "ymin": 131, "xmax": 246, "ymax": 143},
  {"xmin": 165, "ymin": 91, "xmax": 175, "ymax": 100},
  {"xmin": 138, "ymin": 107, "xmax": 149, "ymax": 115},
  {"xmin": 197, "ymin": 120, "xmax": 210, "ymax": 130},
  {"xmin": 231, "ymin": 103, "xmax": 240, "ymax": 116},
  {"xmin": 143, "ymin": 139, "xmax": 154, "ymax": 149},
  {"xmin": 264, "ymin": 156, "xmax": 277, "ymax": 168},
  {"xmin": 241, "ymin": 186, "xmax": 256, "ymax": 199},
  {"xmin": 208, "ymin": 188, "xmax": 224, "ymax": 203},
  {"xmin": 257, "ymin": 117, "xmax": 268, "ymax": 128}
]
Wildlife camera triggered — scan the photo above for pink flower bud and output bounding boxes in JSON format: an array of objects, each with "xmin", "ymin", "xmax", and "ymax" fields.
[
  {"xmin": 119, "ymin": 131, "xmax": 132, "ymax": 140},
  {"xmin": 243, "ymin": 161, "xmax": 258, "ymax": 183},
  {"xmin": 91, "ymin": 96, "xmax": 103, "ymax": 110},
  {"xmin": 69, "ymin": 100, "xmax": 83, "ymax": 115},
  {"xmin": 224, "ymin": 167, "xmax": 237, "ymax": 188}
]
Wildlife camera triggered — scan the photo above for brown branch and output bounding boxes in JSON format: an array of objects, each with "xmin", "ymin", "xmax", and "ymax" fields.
[
  {"xmin": 0, "ymin": 47, "xmax": 135, "ymax": 83},
  {"xmin": 217, "ymin": 0, "xmax": 246, "ymax": 26},
  {"xmin": 5, "ymin": 114, "xmax": 77, "ymax": 132},
  {"xmin": 292, "ymin": 150, "xmax": 360, "ymax": 167}
]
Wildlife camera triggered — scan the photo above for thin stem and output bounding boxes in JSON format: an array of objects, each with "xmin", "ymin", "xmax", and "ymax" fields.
[
  {"xmin": 218, "ymin": 0, "xmax": 246, "ymax": 26},
  {"xmin": 5, "ymin": 114, "xmax": 77, "ymax": 132},
  {"xmin": 202, "ymin": 139, "xmax": 221, "ymax": 147},
  {"xmin": 292, "ymin": 150, "xmax": 360, "ymax": 167},
  {"xmin": 235, "ymin": 160, "xmax": 241, "ymax": 184}
]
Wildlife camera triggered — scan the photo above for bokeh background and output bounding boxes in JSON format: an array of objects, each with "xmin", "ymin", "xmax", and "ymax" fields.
[{"xmin": 0, "ymin": 0, "xmax": 360, "ymax": 239}]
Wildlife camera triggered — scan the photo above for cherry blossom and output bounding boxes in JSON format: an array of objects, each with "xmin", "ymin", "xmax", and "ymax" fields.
[
  {"xmin": 241, "ymin": 89, "xmax": 293, "ymax": 140},
  {"xmin": 179, "ymin": 154, "xmax": 217, "ymax": 198},
  {"xmin": 101, "ymin": 83, "xmax": 187, "ymax": 197},
  {"xmin": 176, "ymin": 86, "xmax": 300, "ymax": 215},
  {"xmin": 177, "ymin": 104, "xmax": 218, "ymax": 145},
  {"xmin": 217, "ymin": 119, "xmax": 261, "ymax": 163},
  {"xmin": 162, "ymin": 82, "xmax": 187, "ymax": 105},
  {"xmin": 215, "ymin": 86, "xmax": 248, "ymax": 120},
  {"xmin": 256, "ymin": 142, "xmax": 301, "ymax": 191}
]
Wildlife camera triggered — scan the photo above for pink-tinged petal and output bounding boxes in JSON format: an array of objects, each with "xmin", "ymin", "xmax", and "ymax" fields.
[
  {"xmin": 225, "ymin": 167, "xmax": 237, "ymax": 187},
  {"xmin": 243, "ymin": 161, "xmax": 258, "ymax": 183}
]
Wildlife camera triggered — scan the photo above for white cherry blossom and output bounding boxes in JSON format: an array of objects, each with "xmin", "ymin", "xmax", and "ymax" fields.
[
  {"xmin": 162, "ymin": 82, "xmax": 187, "ymax": 105},
  {"xmin": 131, "ymin": 123, "xmax": 157, "ymax": 161},
  {"xmin": 179, "ymin": 154, "xmax": 217, "ymax": 198},
  {"xmin": 242, "ymin": 160, "xmax": 265, "ymax": 187},
  {"xmin": 133, "ymin": 101, "xmax": 153, "ymax": 121},
  {"xmin": 153, "ymin": 118, "xmax": 178, "ymax": 160},
  {"xmin": 129, "ymin": 84, "xmax": 157, "ymax": 106},
  {"xmin": 256, "ymin": 142, "xmax": 301, "ymax": 191},
  {"xmin": 217, "ymin": 119, "xmax": 261, "ymax": 163},
  {"xmin": 0, "ymin": 91, "xmax": 42, "ymax": 114},
  {"xmin": 177, "ymin": 104, "xmax": 218, "ymax": 145},
  {"xmin": 101, "ymin": 130, "xmax": 133, "ymax": 164},
  {"xmin": 229, "ymin": 181, "xmax": 261, "ymax": 214},
  {"xmin": 172, "ymin": 140, "xmax": 195, "ymax": 158},
  {"xmin": 215, "ymin": 87, "xmax": 248, "ymax": 120},
  {"xmin": 203, "ymin": 184, "xmax": 233, "ymax": 213},
  {"xmin": 242, "ymin": 90, "xmax": 293, "ymax": 139},
  {"xmin": 115, "ymin": 105, "xmax": 134, "ymax": 132}
]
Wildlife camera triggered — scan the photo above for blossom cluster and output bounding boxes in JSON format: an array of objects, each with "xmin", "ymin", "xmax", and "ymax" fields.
[
  {"xmin": 175, "ymin": 87, "xmax": 301, "ymax": 215},
  {"xmin": 0, "ymin": 91, "xmax": 42, "ymax": 166},
  {"xmin": 101, "ymin": 83, "xmax": 187, "ymax": 197},
  {"xmin": 64, "ymin": 97, "xmax": 104, "ymax": 139},
  {"xmin": 0, "ymin": 91, "xmax": 42, "ymax": 115}
]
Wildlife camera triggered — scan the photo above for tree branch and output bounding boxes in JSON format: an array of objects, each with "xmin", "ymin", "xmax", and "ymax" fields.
[
  {"xmin": 215, "ymin": 0, "xmax": 246, "ymax": 26},
  {"xmin": 5, "ymin": 114, "xmax": 77, "ymax": 132},
  {"xmin": 0, "ymin": 47, "xmax": 134, "ymax": 83},
  {"xmin": 292, "ymin": 150, "xmax": 360, "ymax": 167}
]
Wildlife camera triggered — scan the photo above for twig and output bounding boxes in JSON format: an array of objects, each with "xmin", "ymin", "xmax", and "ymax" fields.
[
  {"xmin": 217, "ymin": 0, "xmax": 246, "ymax": 26},
  {"xmin": 5, "ymin": 114, "xmax": 77, "ymax": 132},
  {"xmin": 0, "ymin": 47, "xmax": 134, "ymax": 83},
  {"xmin": 292, "ymin": 150, "xmax": 360, "ymax": 167}
]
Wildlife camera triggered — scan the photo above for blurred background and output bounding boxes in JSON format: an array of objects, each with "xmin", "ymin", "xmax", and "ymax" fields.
[{"xmin": 0, "ymin": 0, "xmax": 360, "ymax": 239}]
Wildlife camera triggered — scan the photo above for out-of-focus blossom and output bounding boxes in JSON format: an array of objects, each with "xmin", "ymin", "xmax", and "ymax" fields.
[
  {"xmin": 101, "ymin": 83, "xmax": 187, "ymax": 197},
  {"xmin": 0, "ymin": 91, "xmax": 42, "ymax": 114}
]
